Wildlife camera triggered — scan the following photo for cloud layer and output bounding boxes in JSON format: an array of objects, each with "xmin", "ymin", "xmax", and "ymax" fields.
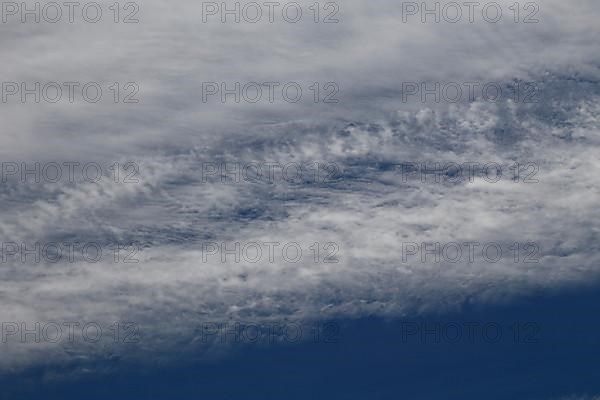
[{"xmin": 1, "ymin": 0, "xmax": 600, "ymax": 375}]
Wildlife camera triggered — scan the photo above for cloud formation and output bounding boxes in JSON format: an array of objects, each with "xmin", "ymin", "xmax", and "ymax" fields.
[{"xmin": 1, "ymin": 0, "xmax": 599, "ymax": 375}]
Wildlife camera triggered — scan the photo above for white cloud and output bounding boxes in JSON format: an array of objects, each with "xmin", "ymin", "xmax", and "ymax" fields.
[{"xmin": 1, "ymin": 0, "xmax": 600, "ymax": 375}]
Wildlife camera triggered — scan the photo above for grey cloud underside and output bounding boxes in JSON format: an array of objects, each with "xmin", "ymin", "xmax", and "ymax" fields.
[
  {"xmin": 1, "ymin": 0, "xmax": 600, "ymax": 375},
  {"xmin": 2, "ymin": 72, "xmax": 600, "ymax": 373}
]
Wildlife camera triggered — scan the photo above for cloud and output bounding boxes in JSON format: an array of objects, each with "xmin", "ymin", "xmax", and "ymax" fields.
[
  {"xmin": 1, "ymin": 0, "xmax": 599, "ymax": 159},
  {"xmin": 1, "ymin": 0, "xmax": 600, "ymax": 376}
]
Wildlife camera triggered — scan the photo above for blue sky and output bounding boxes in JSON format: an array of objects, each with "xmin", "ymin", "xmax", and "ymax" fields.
[
  {"xmin": 4, "ymin": 285, "xmax": 600, "ymax": 399},
  {"xmin": 1, "ymin": 0, "xmax": 600, "ymax": 398}
]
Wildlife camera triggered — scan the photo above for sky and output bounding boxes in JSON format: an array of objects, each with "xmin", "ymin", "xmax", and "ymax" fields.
[{"xmin": 1, "ymin": 0, "xmax": 600, "ymax": 398}]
